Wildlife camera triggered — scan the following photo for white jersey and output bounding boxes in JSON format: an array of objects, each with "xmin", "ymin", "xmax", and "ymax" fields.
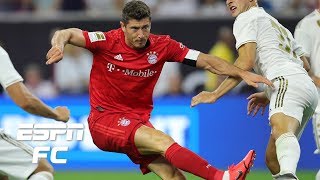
[
  {"xmin": 0, "ymin": 47, "xmax": 41, "ymax": 179},
  {"xmin": 0, "ymin": 46, "xmax": 23, "ymax": 133},
  {"xmin": 0, "ymin": 46, "xmax": 23, "ymax": 89},
  {"xmin": 233, "ymin": 7, "xmax": 307, "ymax": 80},
  {"xmin": 295, "ymin": 10, "xmax": 320, "ymax": 113},
  {"xmin": 294, "ymin": 10, "xmax": 320, "ymax": 154},
  {"xmin": 295, "ymin": 10, "xmax": 320, "ymax": 80}
]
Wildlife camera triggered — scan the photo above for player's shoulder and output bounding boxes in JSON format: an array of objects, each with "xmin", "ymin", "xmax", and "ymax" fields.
[
  {"xmin": 236, "ymin": 7, "xmax": 270, "ymax": 23},
  {"xmin": 234, "ymin": 9, "xmax": 257, "ymax": 27},
  {"xmin": 88, "ymin": 28, "xmax": 122, "ymax": 48},
  {"xmin": 0, "ymin": 46, "xmax": 12, "ymax": 66},
  {"xmin": 0, "ymin": 46, "xmax": 9, "ymax": 57},
  {"xmin": 302, "ymin": 10, "xmax": 318, "ymax": 21},
  {"xmin": 149, "ymin": 34, "xmax": 174, "ymax": 45},
  {"xmin": 87, "ymin": 28, "xmax": 121, "ymax": 43},
  {"xmin": 105, "ymin": 28, "xmax": 122, "ymax": 40},
  {"xmin": 296, "ymin": 10, "xmax": 318, "ymax": 29},
  {"xmin": 236, "ymin": 7, "xmax": 260, "ymax": 20}
]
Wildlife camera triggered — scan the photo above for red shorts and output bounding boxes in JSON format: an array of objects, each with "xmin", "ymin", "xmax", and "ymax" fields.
[{"xmin": 88, "ymin": 108, "xmax": 160, "ymax": 174}]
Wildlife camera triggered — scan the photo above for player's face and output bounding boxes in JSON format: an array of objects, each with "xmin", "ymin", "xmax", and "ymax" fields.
[
  {"xmin": 121, "ymin": 18, "xmax": 151, "ymax": 49},
  {"xmin": 226, "ymin": 0, "xmax": 252, "ymax": 17}
]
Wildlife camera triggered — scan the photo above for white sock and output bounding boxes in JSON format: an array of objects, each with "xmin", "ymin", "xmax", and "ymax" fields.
[
  {"xmin": 316, "ymin": 169, "xmax": 320, "ymax": 180},
  {"xmin": 275, "ymin": 132, "xmax": 300, "ymax": 178},
  {"xmin": 222, "ymin": 171, "xmax": 230, "ymax": 180},
  {"xmin": 312, "ymin": 116, "xmax": 320, "ymax": 154},
  {"xmin": 28, "ymin": 171, "xmax": 53, "ymax": 180}
]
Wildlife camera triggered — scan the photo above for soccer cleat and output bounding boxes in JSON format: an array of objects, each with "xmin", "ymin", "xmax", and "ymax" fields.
[{"xmin": 228, "ymin": 150, "xmax": 256, "ymax": 180}]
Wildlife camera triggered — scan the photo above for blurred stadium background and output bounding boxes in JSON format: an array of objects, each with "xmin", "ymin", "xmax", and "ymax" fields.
[{"xmin": 0, "ymin": 0, "xmax": 319, "ymax": 179}]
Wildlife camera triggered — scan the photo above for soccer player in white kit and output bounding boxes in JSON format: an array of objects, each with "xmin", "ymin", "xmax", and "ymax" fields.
[
  {"xmin": 0, "ymin": 46, "xmax": 70, "ymax": 179},
  {"xmin": 294, "ymin": 1, "xmax": 320, "ymax": 179},
  {"xmin": 191, "ymin": 0, "xmax": 318, "ymax": 179}
]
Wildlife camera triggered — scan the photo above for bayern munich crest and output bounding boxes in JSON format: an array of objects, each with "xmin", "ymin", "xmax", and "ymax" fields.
[
  {"xmin": 118, "ymin": 117, "xmax": 131, "ymax": 126},
  {"xmin": 147, "ymin": 51, "xmax": 158, "ymax": 64}
]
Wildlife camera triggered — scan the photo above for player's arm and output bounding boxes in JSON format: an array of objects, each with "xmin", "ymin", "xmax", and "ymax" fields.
[
  {"xmin": 293, "ymin": 25, "xmax": 311, "ymax": 72},
  {"xmin": 212, "ymin": 42, "xmax": 256, "ymax": 97},
  {"xmin": 300, "ymin": 56, "xmax": 311, "ymax": 72},
  {"xmin": 194, "ymin": 45, "xmax": 270, "ymax": 88},
  {"xmin": 191, "ymin": 42, "xmax": 257, "ymax": 107},
  {"xmin": 292, "ymin": 43, "xmax": 311, "ymax": 72},
  {"xmin": 293, "ymin": 37, "xmax": 318, "ymax": 87},
  {"xmin": 46, "ymin": 28, "xmax": 85, "ymax": 65},
  {"xmin": 0, "ymin": 48, "xmax": 70, "ymax": 122},
  {"xmin": 6, "ymin": 82, "xmax": 70, "ymax": 122},
  {"xmin": 302, "ymin": 56, "xmax": 320, "ymax": 87}
]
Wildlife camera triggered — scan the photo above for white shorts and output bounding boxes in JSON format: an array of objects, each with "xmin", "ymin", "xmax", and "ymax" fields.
[
  {"xmin": 265, "ymin": 74, "xmax": 318, "ymax": 139},
  {"xmin": 0, "ymin": 132, "xmax": 37, "ymax": 180}
]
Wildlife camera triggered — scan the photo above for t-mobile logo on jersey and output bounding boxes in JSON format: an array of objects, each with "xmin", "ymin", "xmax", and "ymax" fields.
[
  {"xmin": 16, "ymin": 123, "xmax": 84, "ymax": 164},
  {"xmin": 106, "ymin": 62, "xmax": 157, "ymax": 77},
  {"xmin": 123, "ymin": 69, "xmax": 157, "ymax": 77},
  {"xmin": 107, "ymin": 63, "xmax": 116, "ymax": 72}
]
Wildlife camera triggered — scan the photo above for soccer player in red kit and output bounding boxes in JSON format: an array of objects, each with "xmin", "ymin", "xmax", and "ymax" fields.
[{"xmin": 46, "ymin": 1, "xmax": 273, "ymax": 179}]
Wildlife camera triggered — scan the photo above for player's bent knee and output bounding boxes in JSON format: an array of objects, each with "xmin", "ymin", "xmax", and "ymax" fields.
[
  {"xmin": 154, "ymin": 133, "xmax": 175, "ymax": 154},
  {"xmin": 145, "ymin": 129, "xmax": 175, "ymax": 153},
  {"xmin": 270, "ymin": 123, "xmax": 288, "ymax": 139},
  {"xmin": 270, "ymin": 114, "xmax": 299, "ymax": 140},
  {"xmin": 33, "ymin": 158, "xmax": 54, "ymax": 175}
]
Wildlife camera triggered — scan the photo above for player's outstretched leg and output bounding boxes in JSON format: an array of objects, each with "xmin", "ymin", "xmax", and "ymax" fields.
[
  {"xmin": 165, "ymin": 143, "xmax": 255, "ymax": 180},
  {"xmin": 135, "ymin": 125, "xmax": 256, "ymax": 180}
]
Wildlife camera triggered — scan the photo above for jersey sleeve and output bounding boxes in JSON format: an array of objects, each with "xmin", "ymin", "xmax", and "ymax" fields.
[
  {"xmin": 166, "ymin": 38, "xmax": 190, "ymax": 62},
  {"xmin": 0, "ymin": 47, "xmax": 23, "ymax": 89},
  {"xmin": 294, "ymin": 25, "xmax": 311, "ymax": 57},
  {"xmin": 82, "ymin": 31, "xmax": 107, "ymax": 52},
  {"xmin": 233, "ymin": 16, "xmax": 257, "ymax": 49}
]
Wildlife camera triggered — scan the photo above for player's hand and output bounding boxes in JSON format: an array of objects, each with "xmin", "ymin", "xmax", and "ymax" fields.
[
  {"xmin": 247, "ymin": 92, "xmax": 269, "ymax": 116},
  {"xmin": 191, "ymin": 91, "xmax": 217, "ymax": 107},
  {"xmin": 46, "ymin": 45, "xmax": 64, "ymax": 65},
  {"xmin": 54, "ymin": 106, "xmax": 70, "ymax": 122},
  {"xmin": 241, "ymin": 71, "xmax": 274, "ymax": 88}
]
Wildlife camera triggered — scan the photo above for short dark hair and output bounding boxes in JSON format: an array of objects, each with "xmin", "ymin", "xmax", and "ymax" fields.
[{"xmin": 122, "ymin": 0, "xmax": 151, "ymax": 24}]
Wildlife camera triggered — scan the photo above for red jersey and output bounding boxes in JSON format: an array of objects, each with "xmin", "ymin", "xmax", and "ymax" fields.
[{"xmin": 83, "ymin": 29, "xmax": 189, "ymax": 115}]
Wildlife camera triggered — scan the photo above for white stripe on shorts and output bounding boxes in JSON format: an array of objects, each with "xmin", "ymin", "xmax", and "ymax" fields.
[{"xmin": 0, "ymin": 132, "xmax": 33, "ymax": 155}]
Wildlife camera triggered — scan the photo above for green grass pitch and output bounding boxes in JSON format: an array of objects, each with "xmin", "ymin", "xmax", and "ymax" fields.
[{"xmin": 55, "ymin": 170, "xmax": 317, "ymax": 180}]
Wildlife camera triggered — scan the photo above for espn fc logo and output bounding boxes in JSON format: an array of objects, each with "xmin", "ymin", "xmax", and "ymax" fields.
[{"xmin": 17, "ymin": 123, "xmax": 84, "ymax": 164}]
